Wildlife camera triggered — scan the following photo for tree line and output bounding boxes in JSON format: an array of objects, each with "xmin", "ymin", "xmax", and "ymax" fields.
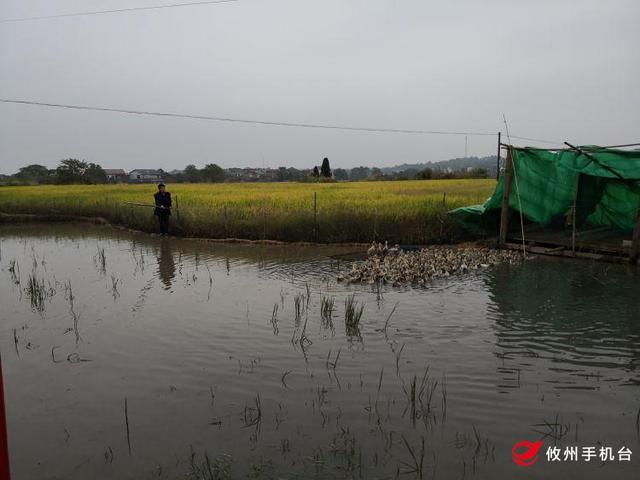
[
  {"xmin": 1, "ymin": 156, "xmax": 489, "ymax": 186},
  {"xmin": 7, "ymin": 159, "xmax": 109, "ymax": 185}
]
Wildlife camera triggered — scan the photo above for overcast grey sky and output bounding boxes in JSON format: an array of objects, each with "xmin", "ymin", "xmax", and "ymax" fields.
[{"xmin": 0, "ymin": 0, "xmax": 638, "ymax": 174}]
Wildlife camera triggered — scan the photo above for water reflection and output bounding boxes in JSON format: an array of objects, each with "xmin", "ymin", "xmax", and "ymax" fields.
[
  {"xmin": 486, "ymin": 258, "xmax": 640, "ymax": 380},
  {"xmin": 156, "ymin": 238, "xmax": 176, "ymax": 290},
  {"xmin": 2, "ymin": 223, "xmax": 639, "ymax": 480},
  {"xmin": 0, "ymin": 224, "xmax": 357, "ymax": 283}
]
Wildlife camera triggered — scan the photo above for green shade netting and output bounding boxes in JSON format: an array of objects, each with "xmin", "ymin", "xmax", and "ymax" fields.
[{"xmin": 452, "ymin": 147, "xmax": 640, "ymax": 232}]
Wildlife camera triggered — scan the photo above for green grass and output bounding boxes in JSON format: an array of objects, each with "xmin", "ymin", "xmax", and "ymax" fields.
[{"xmin": 0, "ymin": 180, "xmax": 494, "ymax": 243}]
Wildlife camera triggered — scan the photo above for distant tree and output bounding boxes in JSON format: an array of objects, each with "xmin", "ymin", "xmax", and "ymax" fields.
[
  {"xmin": 320, "ymin": 157, "xmax": 331, "ymax": 178},
  {"xmin": 276, "ymin": 167, "xmax": 288, "ymax": 181},
  {"xmin": 395, "ymin": 168, "xmax": 418, "ymax": 180},
  {"xmin": 333, "ymin": 168, "xmax": 348, "ymax": 181},
  {"xmin": 201, "ymin": 163, "xmax": 225, "ymax": 183},
  {"xmin": 312, "ymin": 166, "xmax": 320, "ymax": 178},
  {"xmin": 436, "ymin": 170, "xmax": 455, "ymax": 179},
  {"xmin": 184, "ymin": 164, "xmax": 201, "ymax": 183},
  {"xmin": 83, "ymin": 163, "xmax": 107, "ymax": 184},
  {"xmin": 467, "ymin": 167, "xmax": 488, "ymax": 179},
  {"xmin": 349, "ymin": 166, "xmax": 370, "ymax": 180},
  {"xmin": 56, "ymin": 159, "xmax": 88, "ymax": 184},
  {"xmin": 16, "ymin": 164, "xmax": 49, "ymax": 183},
  {"xmin": 416, "ymin": 167, "xmax": 433, "ymax": 180},
  {"xmin": 166, "ymin": 172, "xmax": 185, "ymax": 183},
  {"xmin": 288, "ymin": 168, "xmax": 304, "ymax": 180},
  {"xmin": 276, "ymin": 167, "xmax": 304, "ymax": 181},
  {"xmin": 370, "ymin": 167, "xmax": 383, "ymax": 179}
]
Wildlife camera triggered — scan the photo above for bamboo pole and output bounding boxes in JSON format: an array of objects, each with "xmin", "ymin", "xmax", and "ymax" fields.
[
  {"xmin": 496, "ymin": 132, "xmax": 501, "ymax": 181},
  {"xmin": 571, "ymin": 178, "xmax": 580, "ymax": 254},
  {"xmin": 502, "ymin": 242, "xmax": 629, "ymax": 264},
  {"xmin": 564, "ymin": 142, "xmax": 625, "ymax": 181},
  {"xmin": 124, "ymin": 202, "xmax": 170, "ymax": 209},
  {"xmin": 630, "ymin": 208, "xmax": 640, "ymax": 265},
  {"xmin": 498, "ymin": 148, "xmax": 514, "ymax": 246}
]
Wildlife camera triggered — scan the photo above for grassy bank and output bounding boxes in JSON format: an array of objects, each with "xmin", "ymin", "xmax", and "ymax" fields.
[{"xmin": 0, "ymin": 180, "xmax": 494, "ymax": 244}]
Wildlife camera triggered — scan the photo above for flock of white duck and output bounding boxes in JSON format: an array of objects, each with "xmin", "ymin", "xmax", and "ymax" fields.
[{"xmin": 338, "ymin": 241, "xmax": 523, "ymax": 286}]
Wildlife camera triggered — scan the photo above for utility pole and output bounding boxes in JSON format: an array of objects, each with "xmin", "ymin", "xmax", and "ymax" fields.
[
  {"xmin": 496, "ymin": 132, "xmax": 501, "ymax": 180},
  {"xmin": 498, "ymin": 147, "xmax": 514, "ymax": 246}
]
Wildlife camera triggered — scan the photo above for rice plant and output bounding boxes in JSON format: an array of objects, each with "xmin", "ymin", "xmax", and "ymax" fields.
[
  {"xmin": 110, "ymin": 274, "xmax": 121, "ymax": 299},
  {"xmin": 320, "ymin": 296, "xmax": 335, "ymax": 324},
  {"xmin": 382, "ymin": 302, "xmax": 399, "ymax": 338},
  {"xmin": 205, "ymin": 263, "xmax": 213, "ymax": 301},
  {"xmin": 124, "ymin": 396, "xmax": 132, "ymax": 456},
  {"xmin": 187, "ymin": 449, "xmax": 232, "ymax": 480},
  {"xmin": 298, "ymin": 315, "xmax": 312, "ymax": 348},
  {"xmin": 344, "ymin": 294, "xmax": 364, "ymax": 337},
  {"xmin": 242, "ymin": 394, "xmax": 262, "ymax": 429},
  {"xmin": 399, "ymin": 435, "xmax": 426, "ymax": 479},
  {"xmin": 94, "ymin": 246, "xmax": 106, "ymax": 274},
  {"xmin": 293, "ymin": 293, "xmax": 304, "ymax": 322},
  {"xmin": 270, "ymin": 303, "xmax": 279, "ymax": 335},
  {"xmin": 8, "ymin": 259, "xmax": 20, "ymax": 285},
  {"xmin": 0, "ymin": 180, "xmax": 495, "ymax": 243},
  {"xmin": 305, "ymin": 283, "xmax": 311, "ymax": 307},
  {"xmin": 25, "ymin": 271, "xmax": 55, "ymax": 312},
  {"xmin": 65, "ymin": 280, "xmax": 81, "ymax": 343}
]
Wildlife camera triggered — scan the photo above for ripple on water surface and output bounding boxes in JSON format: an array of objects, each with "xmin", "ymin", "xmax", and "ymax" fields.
[{"xmin": 0, "ymin": 223, "xmax": 638, "ymax": 480}]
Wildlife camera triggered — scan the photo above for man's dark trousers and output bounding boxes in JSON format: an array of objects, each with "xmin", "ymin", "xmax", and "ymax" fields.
[
  {"xmin": 158, "ymin": 213, "xmax": 170, "ymax": 235},
  {"xmin": 154, "ymin": 190, "xmax": 172, "ymax": 235}
]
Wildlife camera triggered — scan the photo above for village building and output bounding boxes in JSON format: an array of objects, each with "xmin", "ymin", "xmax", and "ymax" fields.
[
  {"xmin": 223, "ymin": 167, "xmax": 278, "ymax": 181},
  {"xmin": 128, "ymin": 169, "xmax": 163, "ymax": 183},
  {"xmin": 104, "ymin": 169, "xmax": 128, "ymax": 183}
]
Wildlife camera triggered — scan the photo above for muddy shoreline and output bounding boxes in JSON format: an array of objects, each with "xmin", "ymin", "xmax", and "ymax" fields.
[{"xmin": 0, "ymin": 211, "xmax": 378, "ymax": 248}]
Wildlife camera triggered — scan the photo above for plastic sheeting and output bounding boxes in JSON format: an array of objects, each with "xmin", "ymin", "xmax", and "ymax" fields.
[{"xmin": 452, "ymin": 146, "xmax": 640, "ymax": 232}]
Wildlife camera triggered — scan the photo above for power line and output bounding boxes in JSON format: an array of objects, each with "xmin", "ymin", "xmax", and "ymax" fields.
[
  {"xmin": 0, "ymin": 98, "xmax": 502, "ymax": 137},
  {"xmin": 0, "ymin": 0, "xmax": 238, "ymax": 24},
  {"xmin": 0, "ymin": 98, "xmax": 564, "ymax": 144},
  {"xmin": 508, "ymin": 134, "xmax": 562, "ymax": 145}
]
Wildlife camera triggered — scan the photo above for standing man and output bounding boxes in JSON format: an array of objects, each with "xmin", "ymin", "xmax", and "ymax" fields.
[{"xmin": 154, "ymin": 183, "xmax": 172, "ymax": 235}]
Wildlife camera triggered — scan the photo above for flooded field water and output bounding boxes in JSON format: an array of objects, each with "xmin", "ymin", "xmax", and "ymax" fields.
[{"xmin": 0, "ymin": 223, "xmax": 638, "ymax": 480}]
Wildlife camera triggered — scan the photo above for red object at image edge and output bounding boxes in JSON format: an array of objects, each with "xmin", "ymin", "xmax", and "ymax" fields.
[
  {"xmin": 0, "ymin": 357, "xmax": 10, "ymax": 480},
  {"xmin": 512, "ymin": 440, "xmax": 543, "ymax": 467}
]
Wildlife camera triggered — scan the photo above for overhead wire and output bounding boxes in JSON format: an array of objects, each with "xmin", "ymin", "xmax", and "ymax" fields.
[
  {"xmin": 0, "ymin": 0, "xmax": 238, "ymax": 24},
  {"xmin": 0, "ymin": 98, "xmax": 559, "ymax": 144},
  {"xmin": 507, "ymin": 135, "xmax": 563, "ymax": 146},
  {"xmin": 0, "ymin": 3, "xmax": 566, "ymax": 148}
]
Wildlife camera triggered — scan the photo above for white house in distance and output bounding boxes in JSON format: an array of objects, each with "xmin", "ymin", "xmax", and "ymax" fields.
[
  {"xmin": 104, "ymin": 169, "xmax": 128, "ymax": 182},
  {"xmin": 224, "ymin": 167, "xmax": 267, "ymax": 181},
  {"xmin": 128, "ymin": 169, "xmax": 163, "ymax": 183}
]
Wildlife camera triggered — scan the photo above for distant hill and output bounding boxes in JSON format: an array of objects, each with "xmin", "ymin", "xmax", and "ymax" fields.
[{"xmin": 382, "ymin": 155, "xmax": 497, "ymax": 174}]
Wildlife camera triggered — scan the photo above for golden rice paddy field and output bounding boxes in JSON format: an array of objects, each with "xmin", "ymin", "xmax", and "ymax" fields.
[{"xmin": 0, "ymin": 180, "xmax": 495, "ymax": 243}]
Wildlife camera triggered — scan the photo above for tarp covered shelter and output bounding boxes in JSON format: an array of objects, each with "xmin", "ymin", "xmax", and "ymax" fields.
[{"xmin": 453, "ymin": 145, "xmax": 640, "ymax": 263}]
